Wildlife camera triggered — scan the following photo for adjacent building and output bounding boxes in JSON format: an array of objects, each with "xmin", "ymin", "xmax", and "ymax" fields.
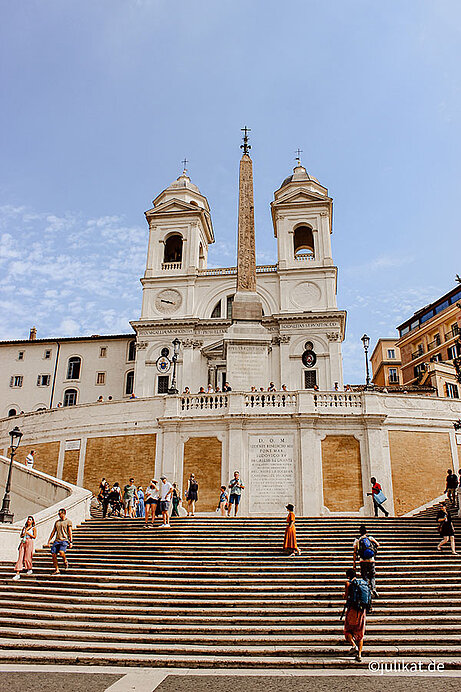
[
  {"xmin": 370, "ymin": 338, "xmax": 401, "ymax": 387},
  {"xmin": 396, "ymin": 284, "xmax": 461, "ymax": 398},
  {"xmin": 1, "ymin": 330, "xmax": 135, "ymax": 418}
]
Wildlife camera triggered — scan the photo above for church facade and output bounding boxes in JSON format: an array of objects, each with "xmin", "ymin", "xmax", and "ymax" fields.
[
  {"xmin": 132, "ymin": 159, "xmax": 345, "ymax": 396},
  {"xmin": 1, "ymin": 144, "xmax": 460, "ymax": 518}
]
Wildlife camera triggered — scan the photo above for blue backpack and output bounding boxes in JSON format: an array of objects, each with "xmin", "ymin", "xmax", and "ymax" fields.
[
  {"xmin": 358, "ymin": 535, "xmax": 375, "ymax": 560},
  {"xmin": 348, "ymin": 577, "xmax": 372, "ymax": 612}
]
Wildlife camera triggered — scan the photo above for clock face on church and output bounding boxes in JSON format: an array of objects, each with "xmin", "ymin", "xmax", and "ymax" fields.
[{"xmin": 154, "ymin": 289, "xmax": 182, "ymax": 314}]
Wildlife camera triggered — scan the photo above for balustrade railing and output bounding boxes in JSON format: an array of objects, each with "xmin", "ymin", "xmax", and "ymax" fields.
[
  {"xmin": 244, "ymin": 392, "xmax": 297, "ymax": 409},
  {"xmin": 313, "ymin": 393, "xmax": 362, "ymax": 409},
  {"xmin": 181, "ymin": 394, "xmax": 229, "ymax": 411},
  {"xmin": 198, "ymin": 264, "xmax": 277, "ymax": 277},
  {"xmin": 162, "ymin": 262, "xmax": 182, "ymax": 270}
]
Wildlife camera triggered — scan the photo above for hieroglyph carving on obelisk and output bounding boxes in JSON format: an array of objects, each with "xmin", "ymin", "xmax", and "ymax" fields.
[{"xmin": 236, "ymin": 152, "xmax": 257, "ymax": 293}]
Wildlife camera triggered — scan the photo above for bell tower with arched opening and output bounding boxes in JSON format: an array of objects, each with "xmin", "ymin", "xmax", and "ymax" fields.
[{"xmin": 140, "ymin": 168, "xmax": 214, "ymax": 321}]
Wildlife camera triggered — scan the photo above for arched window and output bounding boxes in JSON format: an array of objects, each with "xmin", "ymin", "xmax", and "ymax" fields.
[
  {"xmin": 293, "ymin": 225, "xmax": 315, "ymax": 258},
  {"xmin": 125, "ymin": 370, "xmax": 134, "ymax": 396},
  {"xmin": 211, "ymin": 300, "xmax": 221, "ymax": 318},
  {"xmin": 66, "ymin": 356, "xmax": 81, "ymax": 380},
  {"xmin": 8, "ymin": 408, "xmax": 17, "ymax": 417},
  {"xmin": 63, "ymin": 389, "xmax": 77, "ymax": 407},
  {"xmin": 163, "ymin": 234, "xmax": 183, "ymax": 263},
  {"xmin": 128, "ymin": 340, "xmax": 136, "ymax": 361}
]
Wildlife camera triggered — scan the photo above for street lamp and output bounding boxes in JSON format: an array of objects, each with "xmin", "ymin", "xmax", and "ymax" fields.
[
  {"xmin": 0, "ymin": 426, "xmax": 23, "ymax": 523},
  {"xmin": 168, "ymin": 338, "xmax": 181, "ymax": 394},
  {"xmin": 361, "ymin": 333, "xmax": 371, "ymax": 389}
]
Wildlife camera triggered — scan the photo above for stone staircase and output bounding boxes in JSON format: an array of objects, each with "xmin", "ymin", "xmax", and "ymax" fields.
[{"xmin": 0, "ymin": 510, "xmax": 460, "ymax": 668}]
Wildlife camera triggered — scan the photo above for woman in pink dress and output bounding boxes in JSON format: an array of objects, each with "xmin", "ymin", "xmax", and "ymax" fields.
[{"xmin": 13, "ymin": 516, "xmax": 36, "ymax": 580}]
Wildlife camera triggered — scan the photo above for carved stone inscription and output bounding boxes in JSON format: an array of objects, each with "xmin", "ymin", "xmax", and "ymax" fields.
[
  {"xmin": 226, "ymin": 343, "xmax": 268, "ymax": 390},
  {"xmin": 249, "ymin": 434, "xmax": 295, "ymax": 514}
]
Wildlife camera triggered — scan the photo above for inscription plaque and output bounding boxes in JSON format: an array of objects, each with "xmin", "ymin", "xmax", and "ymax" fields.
[{"xmin": 249, "ymin": 434, "xmax": 295, "ymax": 514}]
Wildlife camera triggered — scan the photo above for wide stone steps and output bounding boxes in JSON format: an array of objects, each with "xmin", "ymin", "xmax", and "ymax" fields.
[{"xmin": 0, "ymin": 512, "xmax": 460, "ymax": 668}]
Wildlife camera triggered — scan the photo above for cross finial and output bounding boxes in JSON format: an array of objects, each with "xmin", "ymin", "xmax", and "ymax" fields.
[
  {"xmin": 241, "ymin": 126, "xmax": 251, "ymax": 155},
  {"xmin": 295, "ymin": 148, "xmax": 303, "ymax": 165},
  {"xmin": 181, "ymin": 158, "xmax": 188, "ymax": 173}
]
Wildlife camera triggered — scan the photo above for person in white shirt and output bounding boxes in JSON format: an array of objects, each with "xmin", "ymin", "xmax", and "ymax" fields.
[
  {"xmin": 25, "ymin": 450, "xmax": 35, "ymax": 469},
  {"xmin": 144, "ymin": 480, "xmax": 159, "ymax": 528},
  {"xmin": 159, "ymin": 476, "xmax": 173, "ymax": 527}
]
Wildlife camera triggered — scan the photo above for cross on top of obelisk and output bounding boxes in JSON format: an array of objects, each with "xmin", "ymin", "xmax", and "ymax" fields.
[
  {"xmin": 240, "ymin": 126, "xmax": 251, "ymax": 155},
  {"xmin": 295, "ymin": 148, "xmax": 303, "ymax": 165}
]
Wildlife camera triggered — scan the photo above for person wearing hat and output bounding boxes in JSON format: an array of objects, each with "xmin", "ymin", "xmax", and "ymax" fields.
[{"xmin": 283, "ymin": 504, "xmax": 301, "ymax": 556}]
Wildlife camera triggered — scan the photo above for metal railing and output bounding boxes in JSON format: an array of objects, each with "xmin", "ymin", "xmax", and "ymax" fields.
[
  {"xmin": 411, "ymin": 347, "xmax": 425, "ymax": 360},
  {"xmin": 445, "ymin": 324, "xmax": 460, "ymax": 341}
]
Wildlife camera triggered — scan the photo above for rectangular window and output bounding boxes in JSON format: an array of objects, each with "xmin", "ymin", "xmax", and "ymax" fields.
[
  {"xmin": 420, "ymin": 310, "xmax": 434, "ymax": 324},
  {"xmin": 431, "ymin": 353, "xmax": 442, "ymax": 363},
  {"xmin": 99, "ymin": 346, "xmax": 107, "ymax": 358},
  {"xmin": 387, "ymin": 349, "xmax": 396, "ymax": 359},
  {"xmin": 434, "ymin": 299, "xmax": 449, "ymax": 315},
  {"xmin": 399, "ymin": 325, "xmax": 410, "ymax": 337},
  {"xmin": 96, "ymin": 372, "xmax": 106, "ymax": 385},
  {"xmin": 446, "ymin": 383, "xmax": 459, "ymax": 399},
  {"xmin": 36, "ymin": 374, "xmax": 50, "ymax": 387},
  {"xmin": 304, "ymin": 370, "xmax": 317, "ymax": 389},
  {"xmin": 10, "ymin": 375, "xmax": 23, "ymax": 388},
  {"xmin": 44, "ymin": 349, "xmax": 51, "ymax": 359},
  {"xmin": 17, "ymin": 351, "xmax": 24, "ymax": 361},
  {"xmin": 388, "ymin": 368, "xmax": 399, "ymax": 383},
  {"xmin": 157, "ymin": 375, "xmax": 169, "ymax": 393},
  {"xmin": 448, "ymin": 344, "xmax": 461, "ymax": 360}
]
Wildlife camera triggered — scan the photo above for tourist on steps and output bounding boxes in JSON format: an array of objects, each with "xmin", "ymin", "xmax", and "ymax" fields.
[
  {"xmin": 46, "ymin": 508, "xmax": 73, "ymax": 576},
  {"xmin": 353, "ymin": 525, "xmax": 380, "ymax": 597},
  {"xmin": 100, "ymin": 480, "xmax": 111, "ymax": 518},
  {"xmin": 136, "ymin": 487, "xmax": 145, "ymax": 518},
  {"xmin": 227, "ymin": 471, "xmax": 244, "ymax": 517},
  {"xmin": 144, "ymin": 480, "xmax": 159, "ymax": 527},
  {"xmin": 437, "ymin": 500, "xmax": 458, "ymax": 555},
  {"xmin": 342, "ymin": 567, "xmax": 372, "ymax": 663},
  {"xmin": 159, "ymin": 476, "xmax": 173, "ymax": 527},
  {"xmin": 186, "ymin": 474, "xmax": 198, "ymax": 516},
  {"xmin": 171, "ymin": 483, "xmax": 180, "ymax": 516},
  {"xmin": 217, "ymin": 485, "xmax": 229, "ymax": 516},
  {"xmin": 123, "ymin": 478, "xmax": 138, "ymax": 518},
  {"xmin": 13, "ymin": 515, "xmax": 36, "ymax": 580},
  {"xmin": 445, "ymin": 469, "xmax": 459, "ymax": 506},
  {"xmin": 283, "ymin": 504, "xmax": 301, "ymax": 556},
  {"xmin": 457, "ymin": 469, "xmax": 461, "ymax": 516},
  {"xmin": 367, "ymin": 477, "xmax": 389, "ymax": 517}
]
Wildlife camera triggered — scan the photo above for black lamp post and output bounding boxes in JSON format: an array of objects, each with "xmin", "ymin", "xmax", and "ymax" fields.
[
  {"xmin": 0, "ymin": 426, "xmax": 23, "ymax": 523},
  {"xmin": 168, "ymin": 338, "xmax": 181, "ymax": 394},
  {"xmin": 454, "ymin": 420, "xmax": 461, "ymax": 432},
  {"xmin": 361, "ymin": 334, "xmax": 371, "ymax": 389}
]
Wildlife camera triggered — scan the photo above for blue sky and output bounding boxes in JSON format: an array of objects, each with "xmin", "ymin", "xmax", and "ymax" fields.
[{"xmin": 1, "ymin": 0, "xmax": 460, "ymax": 382}]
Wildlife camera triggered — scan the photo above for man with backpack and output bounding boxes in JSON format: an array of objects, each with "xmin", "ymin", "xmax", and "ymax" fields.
[
  {"xmin": 342, "ymin": 567, "xmax": 372, "ymax": 663},
  {"xmin": 445, "ymin": 469, "xmax": 459, "ymax": 507},
  {"xmin": 353, "ymin": 525, "xmax": 380, "ymax": 598}
]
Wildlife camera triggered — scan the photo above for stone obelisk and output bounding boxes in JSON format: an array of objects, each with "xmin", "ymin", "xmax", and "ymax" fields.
[
  {"xmin": 224, "ymin": 127, "xmax": 271, "ymax": 390},
  {"xmin": 232, "ymin": 136, "xmax": 262, "ymax": 320}
]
